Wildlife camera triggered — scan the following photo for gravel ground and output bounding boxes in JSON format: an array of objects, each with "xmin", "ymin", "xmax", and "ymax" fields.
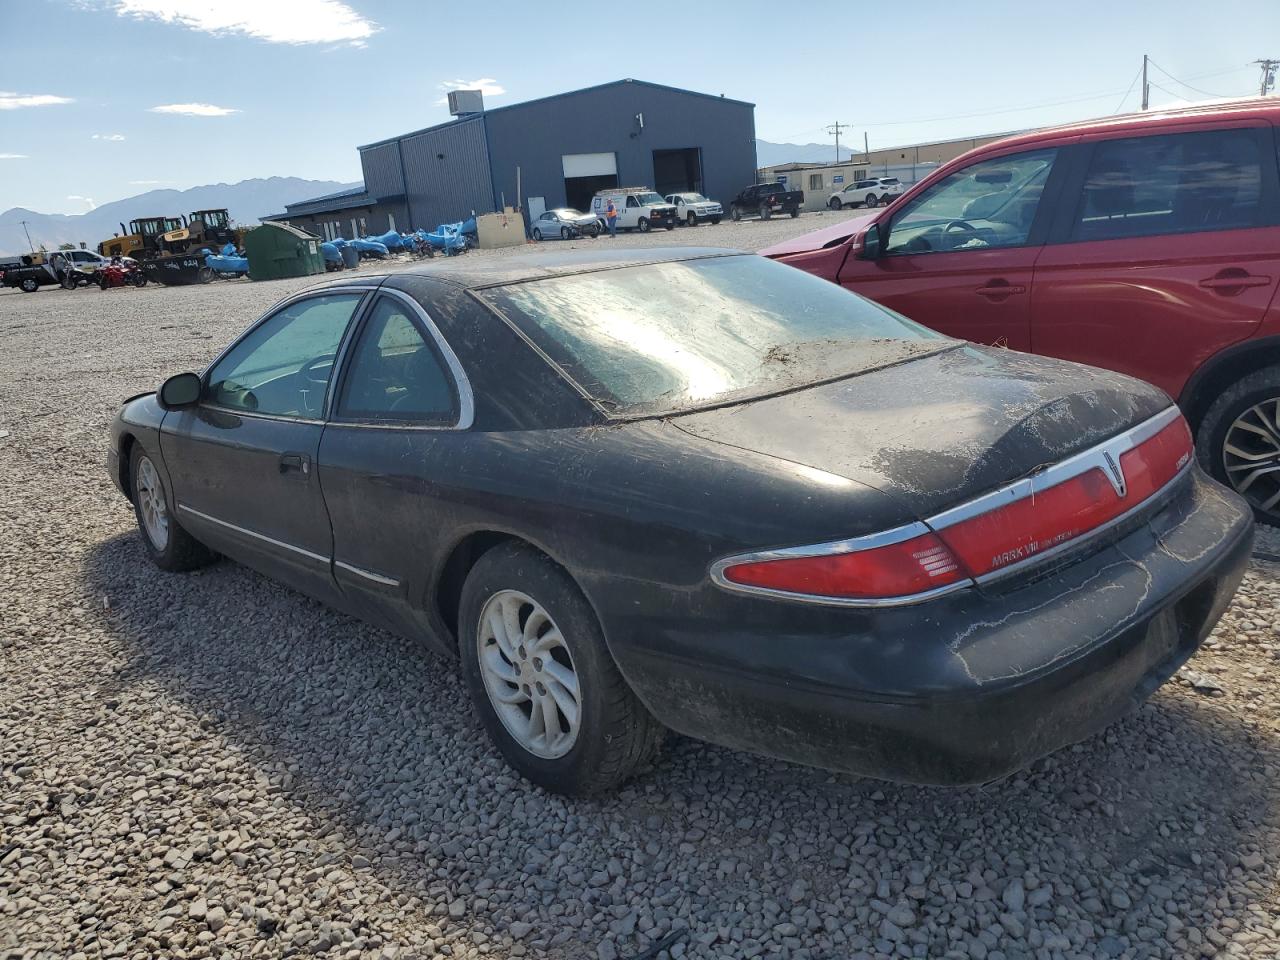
[{"xmin": 2, "ymin": 215, "xmax": 1279, "ymax": 960}]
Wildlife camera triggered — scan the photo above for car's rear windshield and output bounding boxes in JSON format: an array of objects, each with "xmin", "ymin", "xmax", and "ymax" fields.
[{"xmin": 481, "ymin": 255, "xmax": 951, "ymax": 416}]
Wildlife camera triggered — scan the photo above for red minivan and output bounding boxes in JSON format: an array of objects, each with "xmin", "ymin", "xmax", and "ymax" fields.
[{"xmin": 764, "ymin": 99, "xmax": 1280, "ymax": 524}]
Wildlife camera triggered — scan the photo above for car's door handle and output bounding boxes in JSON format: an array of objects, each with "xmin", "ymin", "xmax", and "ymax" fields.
[
  {"xmin": 976, "ymin": 280, "xmax": 1026, "ymax": 299},
  {"xmin": 1199, "ymin": 270, "xmax": 1272, "ymax": 292},
  {"xmin": 279, "ymin": 453, "xmax": 311, "ymax": 476}
]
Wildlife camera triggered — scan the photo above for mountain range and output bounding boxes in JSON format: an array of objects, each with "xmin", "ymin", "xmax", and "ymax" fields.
[
  {"xmin": 0, "ymin": 177, "xmax": 360, "ymax": 256},
  {"xmin": 755, "ymin": 139, "xmax": 857, "ymax": 168}
]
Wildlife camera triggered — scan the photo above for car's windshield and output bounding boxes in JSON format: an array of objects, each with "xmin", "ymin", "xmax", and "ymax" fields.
[
  {"xmin": 482, "ymin": 255, "xmax": 950, "ymax": 416},
  {"xmin": 635, "ymin": 192, "xmax": 666, "ymax": 205}
]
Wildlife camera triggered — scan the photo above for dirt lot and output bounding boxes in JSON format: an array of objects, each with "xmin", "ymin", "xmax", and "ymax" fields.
[{"xmin": 2, "ymin": 215, "xmax": 1279, "ymax": 960}]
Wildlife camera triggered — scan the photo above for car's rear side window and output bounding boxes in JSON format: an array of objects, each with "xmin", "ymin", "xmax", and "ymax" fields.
[
  {"xmin": 336, "ymin": 297, "xmax": 457, "ymax": 424},
  {"xmin": 1072, "ymin": 128, "xmax": 1265, "ymax": 241}
]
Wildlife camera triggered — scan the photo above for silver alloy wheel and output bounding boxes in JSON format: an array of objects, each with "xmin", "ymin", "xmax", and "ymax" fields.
[
  {"xmin": 135, "ymin": 455, "xmax": 170, "ymax": 550},
  {"xmin": 476, "ymin": 589, "xmax": 581, "ymax": 759},
  {"xmin": 1223, "ymin": 397, "xmax": 1280, "ymax": 517}
]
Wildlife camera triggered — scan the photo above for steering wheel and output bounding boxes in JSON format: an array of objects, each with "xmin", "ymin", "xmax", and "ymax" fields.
[
  {"xmin": 942, "ymin": 219, "xmax": 981, "ymax": 241},
  {"xmin": 299, "ymin": 354, "xmax": 335, "ymax": 383}
]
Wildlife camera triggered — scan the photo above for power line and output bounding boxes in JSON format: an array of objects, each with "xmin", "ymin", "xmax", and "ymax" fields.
[
  {"xmin": 826, "ymin": 121, "xmax": 850, "ymax": 162},
  {"xmin": 1113, "ymin": 63, "xmax": 1144, "ymax": 114},
  {"xmin": 1147, "ymin": 58, "xmax": 1235, "ymax": 99}
]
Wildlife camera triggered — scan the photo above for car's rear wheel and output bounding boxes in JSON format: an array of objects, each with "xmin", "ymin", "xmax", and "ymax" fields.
[
  {"xmin": 730, "ymin": 206, "xmax": 741, "ymax": 221},
  {"xmin": 458, "ymin": 543, "xmax": 664, "ymax": 795},
  {"xmin": 865, "ymin": 193, "xmax": 878, "ymax": 207},
  {"xmin": 129, "ymin": 444, "xmax": 216, "ymax": 571},
  {"xmin": 829, "ymin": 198, "xmax": 843, "ymax": 211},
  {"xmin": 20, "ymin": 278, "xmax": 38, "ymax": 293},
  {"xmin": 532, "ymin": 228, "xmax": 542, "ymax": 241},
  {"xmin": 1197, "ymin": 366, "xmax": 1280, "ymax": 525},
  {"xmin": 638, "ymin": 217, "xmax": 651, "ymax": 233}
]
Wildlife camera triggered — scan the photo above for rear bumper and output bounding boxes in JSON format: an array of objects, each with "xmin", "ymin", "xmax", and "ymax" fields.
[{"xmin": 613, "ymin": 470, "xmax": 1254, "ymax": 784}]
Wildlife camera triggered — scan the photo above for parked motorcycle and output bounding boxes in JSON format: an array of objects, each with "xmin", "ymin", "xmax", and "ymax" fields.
[{"xmin": 95, "ymin": 260, "xmax": 148, "ymax": 290}]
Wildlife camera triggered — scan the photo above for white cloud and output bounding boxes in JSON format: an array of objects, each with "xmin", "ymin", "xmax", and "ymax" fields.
[
  {"xmin": 113, "ymin": 0, "xmax": 377, "ymax": 45},
  {"xmin": 434, "ymin": 78, "xmax": 505, "ymax": 106},
  {"xmin": 92, "ymin": 133, "xmax": 127, "ymax": 141},
  {"xmin": 0, "ymin": 91, "xmax": 74, "ymax": 110},
  {"xmin": 149, "ymin": 102, "xmax": 240, "ymax": 117},
  {"xmin": 67, "ymin": 195, "xmax": 98, "ymax": 210},
  {"xmin": 0, "ymin": 153, "xmax": 27, "ymax": 159}
]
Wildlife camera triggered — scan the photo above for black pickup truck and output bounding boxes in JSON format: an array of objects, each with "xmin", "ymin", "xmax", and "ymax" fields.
[
  {"xmin": 0, "ymin": 254, "xmax": 72, "ymax": 293},
  {"xmin": 728, "ymin": 182, "xmax": 804, "ymax": 221}
]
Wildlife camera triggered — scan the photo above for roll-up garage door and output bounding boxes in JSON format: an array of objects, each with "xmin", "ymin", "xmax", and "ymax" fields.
[{"xmin": 562, "ymin": 153, "xmax": 618, "ymax": 178}]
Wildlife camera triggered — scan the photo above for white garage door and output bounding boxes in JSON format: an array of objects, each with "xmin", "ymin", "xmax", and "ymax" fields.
[{"xmin": 562, "ymin": 153, "xmax": 617, "ymax": 178}]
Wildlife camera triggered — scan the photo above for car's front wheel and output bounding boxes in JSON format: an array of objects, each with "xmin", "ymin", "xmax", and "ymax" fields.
[
  {"xmin": 532, "ymin": 228, "xmax": 542, "ymax": 241},
  {"xmin": 459, "ymin": 543, "xmax": 664, "ymax": 795},
  {"xmin": 1197, "ymin": 365, "xmax": 1280, "ymax": 525},
  {"xmin": 638, "ymin": 217, "xmax": 651, "ymax": 233},
  {"xmin": 129, "ymin": 443, "xmax": 216, "ymax": 571},
  {"xmin": 686, "ymin": 212, "xmax": 697, "ymax": 227}
]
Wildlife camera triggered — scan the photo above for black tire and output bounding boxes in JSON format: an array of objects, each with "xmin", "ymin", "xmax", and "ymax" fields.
[
  {"xmin": 198, "ymin": 267, "xmax": 214, "ymax": 284},
  {"xmin": 133, "ymin": 273, "xmax": 148, "ymax": 288},
  {"xmin": 561, "ymin": 227, "xmax": 571, "ymax": 241},
  {"xmin": 458, "ymin": 543, "xmax": 664, "ymax": 795},
  {"xmin": 710, "ymin": 217, "xmax": 721, "ymax": 225},
  {"xmin": 829, "ymin": 198, "xmax": 843, "ymax": 211},
  {"xmin": 730, "ymin": 206, "xmax": 741, "ymax": 222},
  {"xmin": 20, "ymin": 277, "xmax": 38, "ymax": 293},
  {"xmin": 638, "ymin": 217, "xmax": 651, "ymax": 233},
  {"xmin": 1195, "ymin": 364, "xmax": 1280, "ymax": 525},
  {"xmin": 62, "ymin": 274, "xmax": 77, "ymax": 291},
  {"xmin": 789, "ymin": 208, "xmax": 799, "ymax": 218},
  {"xmin": 128, "ymin": 443, "xmax": 216, "ymax": 572},
  {"xmin": 532, "ymin": 227, "xmax": 543, "ymax": 241},
  {"xmin": 865, "ymin": 194, "xmax": 878, "ymax": 208},
  {"xmin": 686, "ymin": 212, "xmax": 697, "ymax": 227},
  {"xmin": 588, "ymin": 225, "xmax": 600, "ymax": 238},
  {"xmin": 99, "ymin": 277, "xmax": 109, "ymax": 291}
]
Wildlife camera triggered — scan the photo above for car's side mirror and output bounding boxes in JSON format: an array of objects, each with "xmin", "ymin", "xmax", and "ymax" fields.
[
  {"xmin": 859, "ymin": 221, "xmax": 884, "ymax": 260},
  {"xmin": 158, "ymin": 371, "xmax": 202, "ymax": 409}
]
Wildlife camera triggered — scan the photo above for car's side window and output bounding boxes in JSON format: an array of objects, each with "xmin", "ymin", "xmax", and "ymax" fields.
[
  {"xmin": 626, "ymin": 196, "xmax": 638, "ymax": 208},
  {"xmin": 1070, "ymin": 128, "xmax": 1264, "ymax": 242},
  {"xmin": 336, "ymin": 296, "xmax": 457, "ymax": 424},
  {"xmin": 206, "ymin": 293, "xmax": 363, "ymax": 418},
  {"xmin": 885, "ymin": 148, "xmax": 1058, "ymax": 256}
]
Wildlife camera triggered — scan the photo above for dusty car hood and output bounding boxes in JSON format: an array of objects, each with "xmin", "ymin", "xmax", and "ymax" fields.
[
  {"xmin": 759, "ymin": 213, "xmax": 874, "ymax": 258},
  {"xmin": 671, "ymin": 344, "xmax": 1171, "ymax": 519}
]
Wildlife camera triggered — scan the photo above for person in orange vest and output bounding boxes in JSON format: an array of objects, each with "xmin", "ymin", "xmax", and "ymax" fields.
[{"xmin": 605, "ymin": 198, "xmax": 619, "ymax": 238}]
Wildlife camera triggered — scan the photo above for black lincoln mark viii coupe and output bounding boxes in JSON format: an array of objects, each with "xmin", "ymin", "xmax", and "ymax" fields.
[{"xmin": 109, "ymin": 248, "xmax": 1254, "ymax": 795}]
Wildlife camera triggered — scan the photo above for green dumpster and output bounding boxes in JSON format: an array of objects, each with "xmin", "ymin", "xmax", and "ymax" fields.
[{"xmin": 243, "ymin": 222, "xmax": 325, "ymax": 281}]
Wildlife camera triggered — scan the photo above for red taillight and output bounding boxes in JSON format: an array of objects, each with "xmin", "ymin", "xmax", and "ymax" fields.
[
  {"xmin": 934, "ymin": 415, "xmax": 1192, "ymax": 578},
  {"xmin": 718, "ymin": 531, "xmax": 964, "ymax": 601}
]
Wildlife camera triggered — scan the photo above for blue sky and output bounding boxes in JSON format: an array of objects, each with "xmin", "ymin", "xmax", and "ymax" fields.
[{"xmin": 3, "ymin": 0, "xmax": 1277, "ymax": 215}]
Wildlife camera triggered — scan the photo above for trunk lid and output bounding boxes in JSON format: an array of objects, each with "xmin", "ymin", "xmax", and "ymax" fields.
[{"xmin": 672, "ymin": 344, "xmax": 1171, "ymax": 521}]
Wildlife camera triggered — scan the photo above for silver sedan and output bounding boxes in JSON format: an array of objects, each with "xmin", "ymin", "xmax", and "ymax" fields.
[{"xmin": 531, "ymin": 208, "xmax": 601, "ymax": 241}]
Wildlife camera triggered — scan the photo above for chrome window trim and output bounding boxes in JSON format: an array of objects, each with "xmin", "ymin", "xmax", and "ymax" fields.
[
  {"xmin": 329, "ymin": 287, "xmax": 475, "ymax": 431},
  {"xmin": 335, "ymin": 560, "xmax": 401, "ymax": 587},
  {"xmin": 176, "ymin": 503, "xmax": 329, "ymax": 564},
  {"xmin": 708, "ymin": 405, "xmax": 1187, "ymax": 608}
]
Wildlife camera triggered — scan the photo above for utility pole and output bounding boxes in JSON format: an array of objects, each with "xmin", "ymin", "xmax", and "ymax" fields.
[
  {"xmin": 864, "ymin": 131, "xmax": 870, "ymax": 163},
  {"xmin": 1141, "ymin": 54, "xmax": 1149, "ymax": 110},
  {"xmin": 19, "ymin": 219, "xmax": 34, "ymax": 253},
  {"xmin": 1255, "ymin": 59, "xmax": 1279, "ymax": 96},
  {"xmin": 826, "ymin": 121, "xmax": 849, "ymax": 164}
]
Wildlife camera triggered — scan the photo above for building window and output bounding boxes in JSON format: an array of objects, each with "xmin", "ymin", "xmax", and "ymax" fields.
[{"xmin": 809, "ymin": 174, "xmax": 824, "ymax": 191}]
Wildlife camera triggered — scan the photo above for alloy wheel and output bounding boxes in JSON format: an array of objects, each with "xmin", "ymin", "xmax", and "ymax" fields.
[
  {"xmin": 476, "ymin": 589, "xmax": 581, "ymax": 759},
  {"xmin": 1223, "ymin": 397, "xmax": 1280, "ymax": 518},
  {"xmin": 135, "ymin": 455, "xmax": 170, "ymax": 550}
]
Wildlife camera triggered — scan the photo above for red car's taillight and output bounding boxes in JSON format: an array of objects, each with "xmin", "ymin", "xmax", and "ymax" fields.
[
  {"xmin": 931, "ymin": 414, "xmax": 1192, "ymax": 579},
  {"xmin": 714, "ymin": 528, "xmax": 965, "ymax": 604},
  {"xmin": 711, "ymin": 407, "xmax": 1191, "ymax": 606}
]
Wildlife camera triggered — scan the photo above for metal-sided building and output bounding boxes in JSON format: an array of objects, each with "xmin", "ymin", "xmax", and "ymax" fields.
[{"xmin": 269, "ymin": 79, "xmax": 757, "ymax": 237}]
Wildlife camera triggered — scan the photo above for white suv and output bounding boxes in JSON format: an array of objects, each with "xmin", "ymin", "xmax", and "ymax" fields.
[{"xmin": 829, "ymin": 177, "xmax": 905, "ymax": 210}]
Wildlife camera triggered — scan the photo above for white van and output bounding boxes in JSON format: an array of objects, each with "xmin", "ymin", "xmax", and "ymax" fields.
[{"xmin": 589, "ymin": 187, "xmax": 678, "ymax": 232}]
